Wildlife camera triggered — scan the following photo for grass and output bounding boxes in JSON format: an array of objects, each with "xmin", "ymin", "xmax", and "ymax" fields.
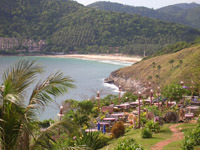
[
  {"xmin": 100, "ymin": 122, "xmax": 198, "ymax": 150},
  {"xmin": 163, "ymin": 123, "xmax": 198, "ymax": 150},
  {"xmin": 100, "ymin": 124, "xmax": 172, "ymax": 150},
  {"xmin": 115, "ymin": 44, "xmax": 200, "ymax": 87}
]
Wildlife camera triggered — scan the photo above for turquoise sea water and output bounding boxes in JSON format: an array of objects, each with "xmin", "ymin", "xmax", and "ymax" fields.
[{"xmin": 0, "ymin": 56, "xmax": 132, "ymax": 120}]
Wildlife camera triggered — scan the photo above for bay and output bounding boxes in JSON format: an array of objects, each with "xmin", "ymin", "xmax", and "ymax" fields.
[{"xmin": 0, "ymin": 56, "xmax": 132, "ymax": 120}]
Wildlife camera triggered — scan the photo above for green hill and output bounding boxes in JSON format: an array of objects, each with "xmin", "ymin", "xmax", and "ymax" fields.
[
  {"xmin": 106, "ymin": 44, "xmax": 200, "ymax": 92},
  {"xmin": 88, "ymin": 1, "xmax": 200, "ymax": 30},
  {"xmin": 87, "ymin": 1, "xmax": 173, "ymax": 21},
  {"xmin": 0, "ymin": 0, "xmax": 200, "ymax": 55}
]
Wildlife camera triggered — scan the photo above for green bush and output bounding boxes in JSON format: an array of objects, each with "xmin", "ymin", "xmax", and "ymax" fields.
[
  {"xmin": 98, "ymin": 133, "xmax": 111, "ymax": 147},
  {"xmin": 145, "ymin": 120, "xmax": 160, "ymax": 133},
  {"xmin": 182, "ymin": 125, "xmax": 200, "ymax": 150},
  {"xmin": 111, "ymin": 121, "xmax": 125, "ymax": 138},
  {"xmin": 182, "ymin": 135, "xmax": 195, "ymax": 150},
  {"xmin": 75, "ymin": 131, "xmax": 109, "ymax": 149},
  {"xmin": 191, "ymin": 125, "xmax": 200, "ymax": 145},
  {"xmin": 115, "ymin": 138, "xmax": 143, "ymax": 150},
  {"xmin": 142, "ymin": 127, "xmax": 152, "ymax": 138},
  {"xmin": 38, "ymin": 119, "xmax": 54, "ymax": 128}
]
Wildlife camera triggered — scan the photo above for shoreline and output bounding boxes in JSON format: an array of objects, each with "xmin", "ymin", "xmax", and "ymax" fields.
[
  {"xmin": 44, "ymin": 54, "xmax": 143, "ymax": 63},
  {"xmin": 0, "ymin": 54, "xmax": 143, "ymax": 63}
]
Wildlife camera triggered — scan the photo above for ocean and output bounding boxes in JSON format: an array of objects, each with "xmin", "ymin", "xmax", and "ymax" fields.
[{"xmin": 0, "ymin": 56, "xmax": 132, "ymax": 120}]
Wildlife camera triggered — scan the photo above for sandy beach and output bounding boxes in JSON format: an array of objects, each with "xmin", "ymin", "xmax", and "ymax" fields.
[{"xmin": 46, "ymin": 54, "xmax": 142, "ymax": 63}]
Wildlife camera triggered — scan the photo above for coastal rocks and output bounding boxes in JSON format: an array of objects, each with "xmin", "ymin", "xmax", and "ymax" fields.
[{"xmin": 105, "ymin": 70, "xmax": 147, "ymax": 93}]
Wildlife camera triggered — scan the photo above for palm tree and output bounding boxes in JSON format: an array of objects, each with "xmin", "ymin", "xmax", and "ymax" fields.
[{"xmin": 0, "ymin": 60, "xmax": 75, "ymax": 150}]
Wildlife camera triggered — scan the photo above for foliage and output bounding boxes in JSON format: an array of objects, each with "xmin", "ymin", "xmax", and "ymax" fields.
[
  {"xmin": 100, "ymin": 94, "xmax": 118, "ymax": 106},
  {"xmin": 182, "ymin": 125, "xmax": 200, "ymax": 150},
  {"xmin": 110, "ymin": 44, "xmax": 200, "ymax": 94},
  {"xmin": 89, "ymin": 1, "xmax": 200, "ymax": 30},
  {"xmin": 145, "ymin": 120, "xmax": 160, "ymax": 133},
  {"xmin": 37, "ymin": 119, "xmax": 54, "ymax": 128},
  {"xmin": 63, "ymin": 99, "xmax": 95, "ymax": 128},
  {"xmin": 111, "ymin": 121, "xmax": 125, "ymax": 138},
  {"xmin": 68, "ymin": 111, "xmax": 90, "ymax": 127},
  {"xmin": 141, "ymin": 127, "xmax": 152, "ymax": 138},
  {"xmin": 162, "ymin": 84, "xmax": 187, "ymax": 103},
  {"xmin": 114, "ymin": 138, "xmax": 143, "ymax": 150},
  {"xmin": 140, "ymin": 112, "xmax": 148, "ymax": 126},
  {"xmin": 75, "ymin": 131, "xmax": 109, "ymax": 149},
  {"xmin": 1, "ymin": 0, "xmax": 200, "ymax": 55},
  {"xmin": 78, "ymin": 100, "xmax": 94, "ymax": 115},
  {"xmin": 122, "ymin": 92, "xmax": 137, "ymax": 102},
  {"xmin": 182, "ymin": 135, "xmax": 195, "ymax": 150},
  {"xmin": 198, "ymin": 116, "xmax": 200, "ymax": 124},
  {"xmin": 145, "ymin": 41, "xmax": 191, "ymax": 59},
  {"xmin": 0, "ymin": 60, "xmax": 75, "ymax": 150},
  {"xmin": 190, "ymin": 52, "xmax": 200, "ymax": 94},
  {"xmin": 146, "ymin": 105, "xmax": 161, "ymax": 116},
  {"xmin": 164, "ymin": 111, "xmax": 179, "ymax": 123}
]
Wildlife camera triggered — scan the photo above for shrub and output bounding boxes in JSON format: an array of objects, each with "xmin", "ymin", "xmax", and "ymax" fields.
[
  {"xmin": 75, "ymin": 131, "xmax": 109, "ymax": 149},
  {"xmin": 98, "ymin": 133, "xmax": 110, "ymax": 147},
  {"xmin": 145, "ymin": 120, "xmax": 160, "ymax": 133},
  {"xmin": 191, "ymin": 125, "xmax": 200, "ymax": 145},
  {"xmin": 111, "ymin": 121, "xmax": 125, "ymax": 138},
  {"xmin": 142, "ymin": 127, "xmax": 152, "ymax": 138},
  {"xmin": 182, "ymin": 125, "xmax": 200, "ymax": 150},
  {"xmin": 164, "ymin": 111, "xmax": 179, "ymax": 123},
  {"xmin": 125, "ymin": 127, "xmax": 131, "ymax": 133},
  {"xmin": 182, "ymin": 135, "xmax": 195, "ymax": 150},
  {"xmin": 38, "ymin": 119, "xmax": 54, "ymax": 128},
  {"xmin": 115, "ymin": 138, "xmax": 143, "ymax": 150}
]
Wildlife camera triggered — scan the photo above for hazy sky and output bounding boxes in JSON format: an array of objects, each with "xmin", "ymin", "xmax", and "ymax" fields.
[{"xmin": 76, "ymin": 0, "xmax": 200, "ymax": 9}]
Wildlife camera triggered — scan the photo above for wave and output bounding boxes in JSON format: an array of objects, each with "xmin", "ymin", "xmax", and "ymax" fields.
[
  {"xmin": 102, "ymin": 78, "xmax": 125, "ymax": 95},
  {"xmin": 72, "ymin": 57, "xmax": 133, "ymax": 66},
  {"xmin": 99, "ymin": 60, "xmax": 133, "ymax": 66},
  {"xmin": 103, "ymin": 82, "xmax": 119, "ymax": 93}
]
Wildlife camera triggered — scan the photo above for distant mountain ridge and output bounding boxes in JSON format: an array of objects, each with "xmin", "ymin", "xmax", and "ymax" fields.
[
  {"xmin": 88, "ymin": 1, "xmax": 200, "ymax": 29},
  {"xmin": 0, "ymin": 0, "xmax": 200, "ymax": 55},
  {"xmin": 161, "ymin": 2, "xmax": 200, "ymax": 10}
]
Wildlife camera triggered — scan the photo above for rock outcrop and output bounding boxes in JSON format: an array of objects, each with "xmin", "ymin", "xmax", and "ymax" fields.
[{"xmin": 105, "ymin": 70, "xmax": 147, "ymax": 93}]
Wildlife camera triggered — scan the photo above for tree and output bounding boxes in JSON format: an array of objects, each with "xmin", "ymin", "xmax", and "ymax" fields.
[
  {"xmin": 179, "ymin": 60, "xmax": 183, "ymax": 69},
  {"xmin": 169, "ymin": 59, "xmax": 175, "ymax": 68},
  {"xmin": 0, "ymin": 60, "xmax": 75, "ymax": 150},
  {"xmin": 152, "ymin": 62, "xmax": 156, "ymax": 76},
  {"xmin": 162, "ymin": 84, "xmax": 187, "ymax": 103},
  {"xmin": 157, "ymin": 65, "xmax": 161, "ymax": 76}
]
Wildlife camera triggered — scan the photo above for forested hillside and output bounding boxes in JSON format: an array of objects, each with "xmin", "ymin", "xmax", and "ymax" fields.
[
  {"xmin": 0, "ymin": 0, "xmax": 200, "ymax": 55},
  {"xmin": 88, "ymin": 1, "xmax": 200, "ymax": 30}
]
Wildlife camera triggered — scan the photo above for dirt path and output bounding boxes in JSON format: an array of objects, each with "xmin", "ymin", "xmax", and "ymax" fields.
[{"xmin": 151, "ymin": 123, "xmax": 184, "ymax": 150}]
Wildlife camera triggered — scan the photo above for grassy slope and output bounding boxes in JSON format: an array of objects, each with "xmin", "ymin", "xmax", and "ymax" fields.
[
  {"xmin": 163, "ymin": 123, "xmax": 198, "ymax": 150},
  {"xmin": 114, "ymin": 44, "xmax": 200, "ymax": 88},
  {"xmin": 100, "ymin": 124, "xmax": 172, "ymax": 150},
  {"xmin": 100, "ymin": 123, "xmax": 197, "ymax": 150}
]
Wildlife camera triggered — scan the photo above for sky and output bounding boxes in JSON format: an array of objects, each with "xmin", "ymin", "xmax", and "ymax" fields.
[{"xmin": 75, "ymin": 0, "xmax": 200, "ymax": 9}]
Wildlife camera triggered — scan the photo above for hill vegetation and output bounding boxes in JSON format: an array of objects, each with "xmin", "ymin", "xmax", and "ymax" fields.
[
  {"xmin": 107, "ymin": 43, "xmax": 200, "ymax": 91},
  {"xmin": 88, "ymin": 1, "xmax": 200, "ymax": 30},
  {"xmin": 0, "ymin": 0, "xmax": 200, "ymax": 55}
]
